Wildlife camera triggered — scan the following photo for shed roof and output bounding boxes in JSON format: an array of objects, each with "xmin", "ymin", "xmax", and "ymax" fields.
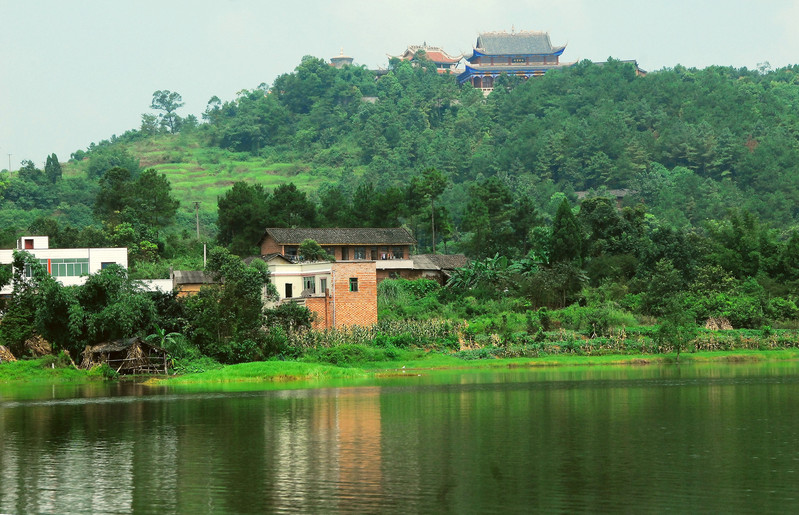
[
  {"xmin": 473, "ymin": 31, "xmax": 566, "ymax": 56},
  {"xmin": 412, "ymin": 254, "xmax": 469, "ymax": 270},
  {"xmin": 173, "ymin": 270, "xmax": 216, "ymax": 285},
  {"xmin": 261, "ymin": 228, "xmax": 416, "ymax": 246}
]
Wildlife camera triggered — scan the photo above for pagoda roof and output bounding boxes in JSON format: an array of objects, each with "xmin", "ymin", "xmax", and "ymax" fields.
[
  {"xmin": 470, "ymin": 30, "xmax": 566, "ymax": 58},
  {"xmin": 392, "ymin": 44, "xmax": 463, "ymax": 64}
]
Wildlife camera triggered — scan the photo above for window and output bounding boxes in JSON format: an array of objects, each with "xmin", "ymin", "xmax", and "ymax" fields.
[
  {"xmin": 34, "ymin": 258, "xmax": 90, "ymax": 278},
  {"xmin": 392, "ymin": 246, "xmax": 405, "ymax": 259},
  {"xmin": 370, "ymin": 247, "xmax": 378, "ymax": 260},
  {"xmin": 380, "ymin": 246, "xmax": 389, "ymax": 260},
  {"xmin": 285, "ymin": 283, "xmax": 293, "ymax": 298},
  {"xmin": 101, "ymin": 262, "xmax": 114, "ymax": 270},
  {"xmin": 341, "ymin": 247, "xmax": 349, "ymax": 260},
  {"xmin": 24, "ymin": 239, "xmax": 34, "ymax": 249},
  {"xmin": 303, "ymin": 276, "xmax": 315, "ymax": 294},
  {"xmin": 285, "ymin": 246, "xmax": 299, "ymax": 259},
  {"xmin": 353, "ymin": 247, "xmax": 366, "ymax": 260},
  {"xmin": 320, "ymin": 278, "xmax": 328, "ymax": 294},
  {"xmin": 349, "ymin": 277, "xmax": 358, "ymax": 292}
]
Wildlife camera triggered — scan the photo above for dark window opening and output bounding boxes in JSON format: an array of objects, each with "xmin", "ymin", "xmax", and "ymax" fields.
[
  {"xmin": 285, "ymin": 283, "xmax": 293, "ymax": 298},
  {"xmin": 349, "ymin": 277, "xmax": 358, "ymax": 292}
]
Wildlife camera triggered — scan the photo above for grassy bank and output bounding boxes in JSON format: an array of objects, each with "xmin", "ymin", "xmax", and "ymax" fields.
[
  {"xmin": 156, "ymin": 348, "xmax": 799, "ymax": 386},
  {"xmin": 4, "ymin": 347, "xmax": 799, "ymax": 387},
  {"xmin": 0, "ymin": 357, "xmax": 103, "ymax": 384},
  {"xmin": 159, "ymin": 360, "xmax": 368, "ymax": 385}
]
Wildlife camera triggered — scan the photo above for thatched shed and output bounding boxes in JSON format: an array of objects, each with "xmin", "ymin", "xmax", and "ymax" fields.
[
  {"xmin": 81, "ymin": 337, "xmax": 170, "ymax": 374},
  {"xmin": 0, "ymin": 345, "xmax": 16, "ymax": 363}
]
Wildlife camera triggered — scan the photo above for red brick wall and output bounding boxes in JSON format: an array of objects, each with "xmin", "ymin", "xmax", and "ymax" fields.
[
  {"xmin": 332, "ymin": 262, "xmax": 377, "ymax": 328},
  {"xmin": 305, "ymin": 296, "xmax": 333, "ymax": 330},
  {"xmin": 260, "ymin": 235, "xmax": 282, "ymax": 255}
]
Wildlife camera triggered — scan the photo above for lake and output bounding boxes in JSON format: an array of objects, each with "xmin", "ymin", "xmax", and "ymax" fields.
[{"xmin": 2, "ymin": 361, "xmax": 799, "ymax": 513}]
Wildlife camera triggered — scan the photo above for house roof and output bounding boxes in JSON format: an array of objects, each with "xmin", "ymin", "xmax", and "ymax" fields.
[
  {"xmin": 396, "ymin": 44, "xmax": 463, "ymax": 64},
  {"xmin": 261, "ymin": 228, "xmax": 417, "ymax": 246},
  {"xmin": 244, "ymin": 253, "xmax": 291, "ymax": 265},
  {"xmin": 412, "ymin": 254, "xmax": 469, "ymax": 271},
  {"xmin": 472, "ymin": 31, "xmax": 566, "ymax": 57},
  {"xmin": 173, "ymin": 270, "xmax": 216, "ymax": 285}
]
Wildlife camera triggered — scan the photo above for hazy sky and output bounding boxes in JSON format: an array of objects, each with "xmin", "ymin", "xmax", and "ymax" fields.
[{"xmin": 1, "ymin": 0, "xmax": 797, "ymax": 169}]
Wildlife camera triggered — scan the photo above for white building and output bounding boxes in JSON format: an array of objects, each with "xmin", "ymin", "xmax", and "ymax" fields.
[{"xmin": 0, "ymin": 236, "xmax": 128, "ymax": 295}]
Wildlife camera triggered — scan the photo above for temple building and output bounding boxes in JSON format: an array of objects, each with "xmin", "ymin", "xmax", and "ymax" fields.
[
  {"xmin": 390, "ymin": 43, "xmax": 463, "ymax": 74},
  {"xmin": 330, "ymin": 49, "xmax": 354, "ymax": 68},
  {"xmin": 458, "ymin": 30, "xmax": 575, "ymax": 93}
]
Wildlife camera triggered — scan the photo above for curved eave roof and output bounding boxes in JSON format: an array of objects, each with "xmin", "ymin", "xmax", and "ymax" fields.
[{"xmin": 468, "ymin": 45, "xmax": 566, "ymax": 62}]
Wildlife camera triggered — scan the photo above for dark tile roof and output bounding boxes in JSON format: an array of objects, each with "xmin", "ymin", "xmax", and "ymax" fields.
[
  {"xmin": 262, "ymin": 228, "xmax": 416, "ymax": 245},
  {"xmin": 173, "ymin": 270, "xmax": 216, "ymax": 285},
  {"xmin": 474, "ymin": 31, "xmax": 565, "ymax": 56},
  {"xmin": 412, "ymin": 254, "xmax": 469, "ymax": 270}
]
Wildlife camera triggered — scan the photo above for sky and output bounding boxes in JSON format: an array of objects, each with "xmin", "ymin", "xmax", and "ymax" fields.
[{"xmin": 1, "ymin": 0, "xmax": 798, "ymax": 170}]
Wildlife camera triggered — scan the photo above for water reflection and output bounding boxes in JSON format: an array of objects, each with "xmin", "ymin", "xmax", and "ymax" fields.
[{"xmin": 2, "ymin": 362, "xmax": 799, "ymax": 512}]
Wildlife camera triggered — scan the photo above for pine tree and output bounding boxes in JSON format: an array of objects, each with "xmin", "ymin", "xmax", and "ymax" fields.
[{"xmin": 550, "ymin": 199, "xmax": 583, "ymax": 263}]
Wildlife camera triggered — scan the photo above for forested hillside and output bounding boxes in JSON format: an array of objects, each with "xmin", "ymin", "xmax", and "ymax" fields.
[{"xmin": 2, "ymin": 55, "xmax": 799, "ymax": 262}]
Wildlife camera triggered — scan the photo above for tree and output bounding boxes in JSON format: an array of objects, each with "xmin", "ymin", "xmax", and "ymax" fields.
[
  {"xmin": 550, "ymin": 199, "xmax": 583, "ymax": 263},
  {"xmin": 298, "ymin": 239, "xmax": 333, "ymax": 262},
  {"xmin": 266, "ymin": 183, "xmax": 317, "ymax": 227},
  {"xmin": 151, "ymin": 90, "xmax": 185, "ymax": 133},
  {"xmin": 217, "ymin": 182, "xmax": 270, "ymax": 256},
  {"xmin": 411, "ymin": 168, "xmax": 448, "ymax": 254},
  {"xmin": 185, "ymin": 247, "xmax": 270, "ymax": 363},
  {"xmin": 44, "ymin": 153, "xmax": 62, "ymax": 184},
  {"xmin": 130, "ymin": 169, "xmax": 180, "ymax": 235},
  {"xmin": 94, "ymin": 167, "xmax": 133, "ymax": 224}
]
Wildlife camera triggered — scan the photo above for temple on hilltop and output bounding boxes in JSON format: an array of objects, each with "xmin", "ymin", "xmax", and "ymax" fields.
[
  {"xmin": 330, "ymin": 49, "xmax": 354, "ymax": 68},
  {"xmin": 458, "ymin": 30, "xmax": 575, "ymax": 93},
  {"xmin": 390, "ymin": 43, "xmax": 463, "ymax": 74}
]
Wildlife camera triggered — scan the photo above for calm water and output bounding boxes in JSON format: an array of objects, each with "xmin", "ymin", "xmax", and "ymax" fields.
[{"xmin": 2, "ymin": 362, "xmax": 799, "ymax": 513}]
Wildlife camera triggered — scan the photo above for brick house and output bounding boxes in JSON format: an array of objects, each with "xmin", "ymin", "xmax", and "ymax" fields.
[
  {"xmin": 259, "ymin": 227, "xmax": 416, "ymax": 261},
  {"xmin": 257, "ymin": 255, "xmax": 377, "ymax": 329}
]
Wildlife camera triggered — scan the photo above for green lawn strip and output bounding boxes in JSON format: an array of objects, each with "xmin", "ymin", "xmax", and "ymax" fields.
[
  {"xmin": 160, "ymin": 360, "xmax": 367, "ymax": 385},
  {"xmin": 363, "ymin": 348, "xmax": 799, "ymax": 372},
  {"xmin": 0, "ymin": 359, "xmax": 98, "ymax": 384}
]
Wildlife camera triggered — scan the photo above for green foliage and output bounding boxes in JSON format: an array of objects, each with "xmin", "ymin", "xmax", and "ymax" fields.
[
  {"xmin": 264, "ymin": 302, "xmax": 313, "ymax": 333},
  {"xmin": 185, "ymin": 247, "xmax": 269, "ymax": 363},
  {"xmin": 298, "ymin": 239, "xmax": 333, "ymax": 261}
]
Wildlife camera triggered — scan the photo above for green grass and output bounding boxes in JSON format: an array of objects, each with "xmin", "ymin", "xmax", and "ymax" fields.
[
  {"xmin": 159, "ymin": 360, "xmax": 368, "ymax": 385},
  {"xmin": 62, "ymin": 133, "xmax": 340, "ymax": 218},
  {"xmin": 0, "ymin": 358, "xmax": 99, "ymax": 383}
]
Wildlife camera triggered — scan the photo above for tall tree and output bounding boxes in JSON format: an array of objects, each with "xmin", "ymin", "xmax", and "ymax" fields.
[
  {"xmin": 150, "ymin": 90, "xmax": 185, "ymax": 133},
  {"xmin": 412, "ymin": 168, "xmax": 448, "ymax": 254},
  {"xmin": 130, "ymin": 169, "xmax": 180, "ymax": 235},
  {"xmin": 44, "ymin": 153, "xmax": 62, "ymax": 184},
  {"xmin": 217, "ymin": 182, "xmax": 270, "ymax": 256},
  {"xmin": 550, "ymin": 199, "xmax": 583, "ymax": 264}
]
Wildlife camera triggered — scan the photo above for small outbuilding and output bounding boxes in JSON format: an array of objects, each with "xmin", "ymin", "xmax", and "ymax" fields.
[{"xmin": 81, "ymin": 337, "xmax": 170, "ymax": 375}]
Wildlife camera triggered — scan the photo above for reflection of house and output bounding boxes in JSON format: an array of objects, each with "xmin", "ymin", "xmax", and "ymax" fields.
[
  {"xmin": 0, "ymin": 236, "xmax": 128, "ymax": 295},
  {"xmin": 255, "ymin": 255, "xmax": 377, "ymax": 329},
  {"xmin": 458, "ymin": 30, "xmax": 575, "ymax": 93},
  {"xmin": 391, "ymin": 43, "xmax": 463, "ymax": 74}
]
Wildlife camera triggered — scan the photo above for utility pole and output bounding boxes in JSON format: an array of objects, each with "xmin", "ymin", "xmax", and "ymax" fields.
[{"xmin": 193, "ymin": 201, "xmax": 201, "ymax": 239}]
